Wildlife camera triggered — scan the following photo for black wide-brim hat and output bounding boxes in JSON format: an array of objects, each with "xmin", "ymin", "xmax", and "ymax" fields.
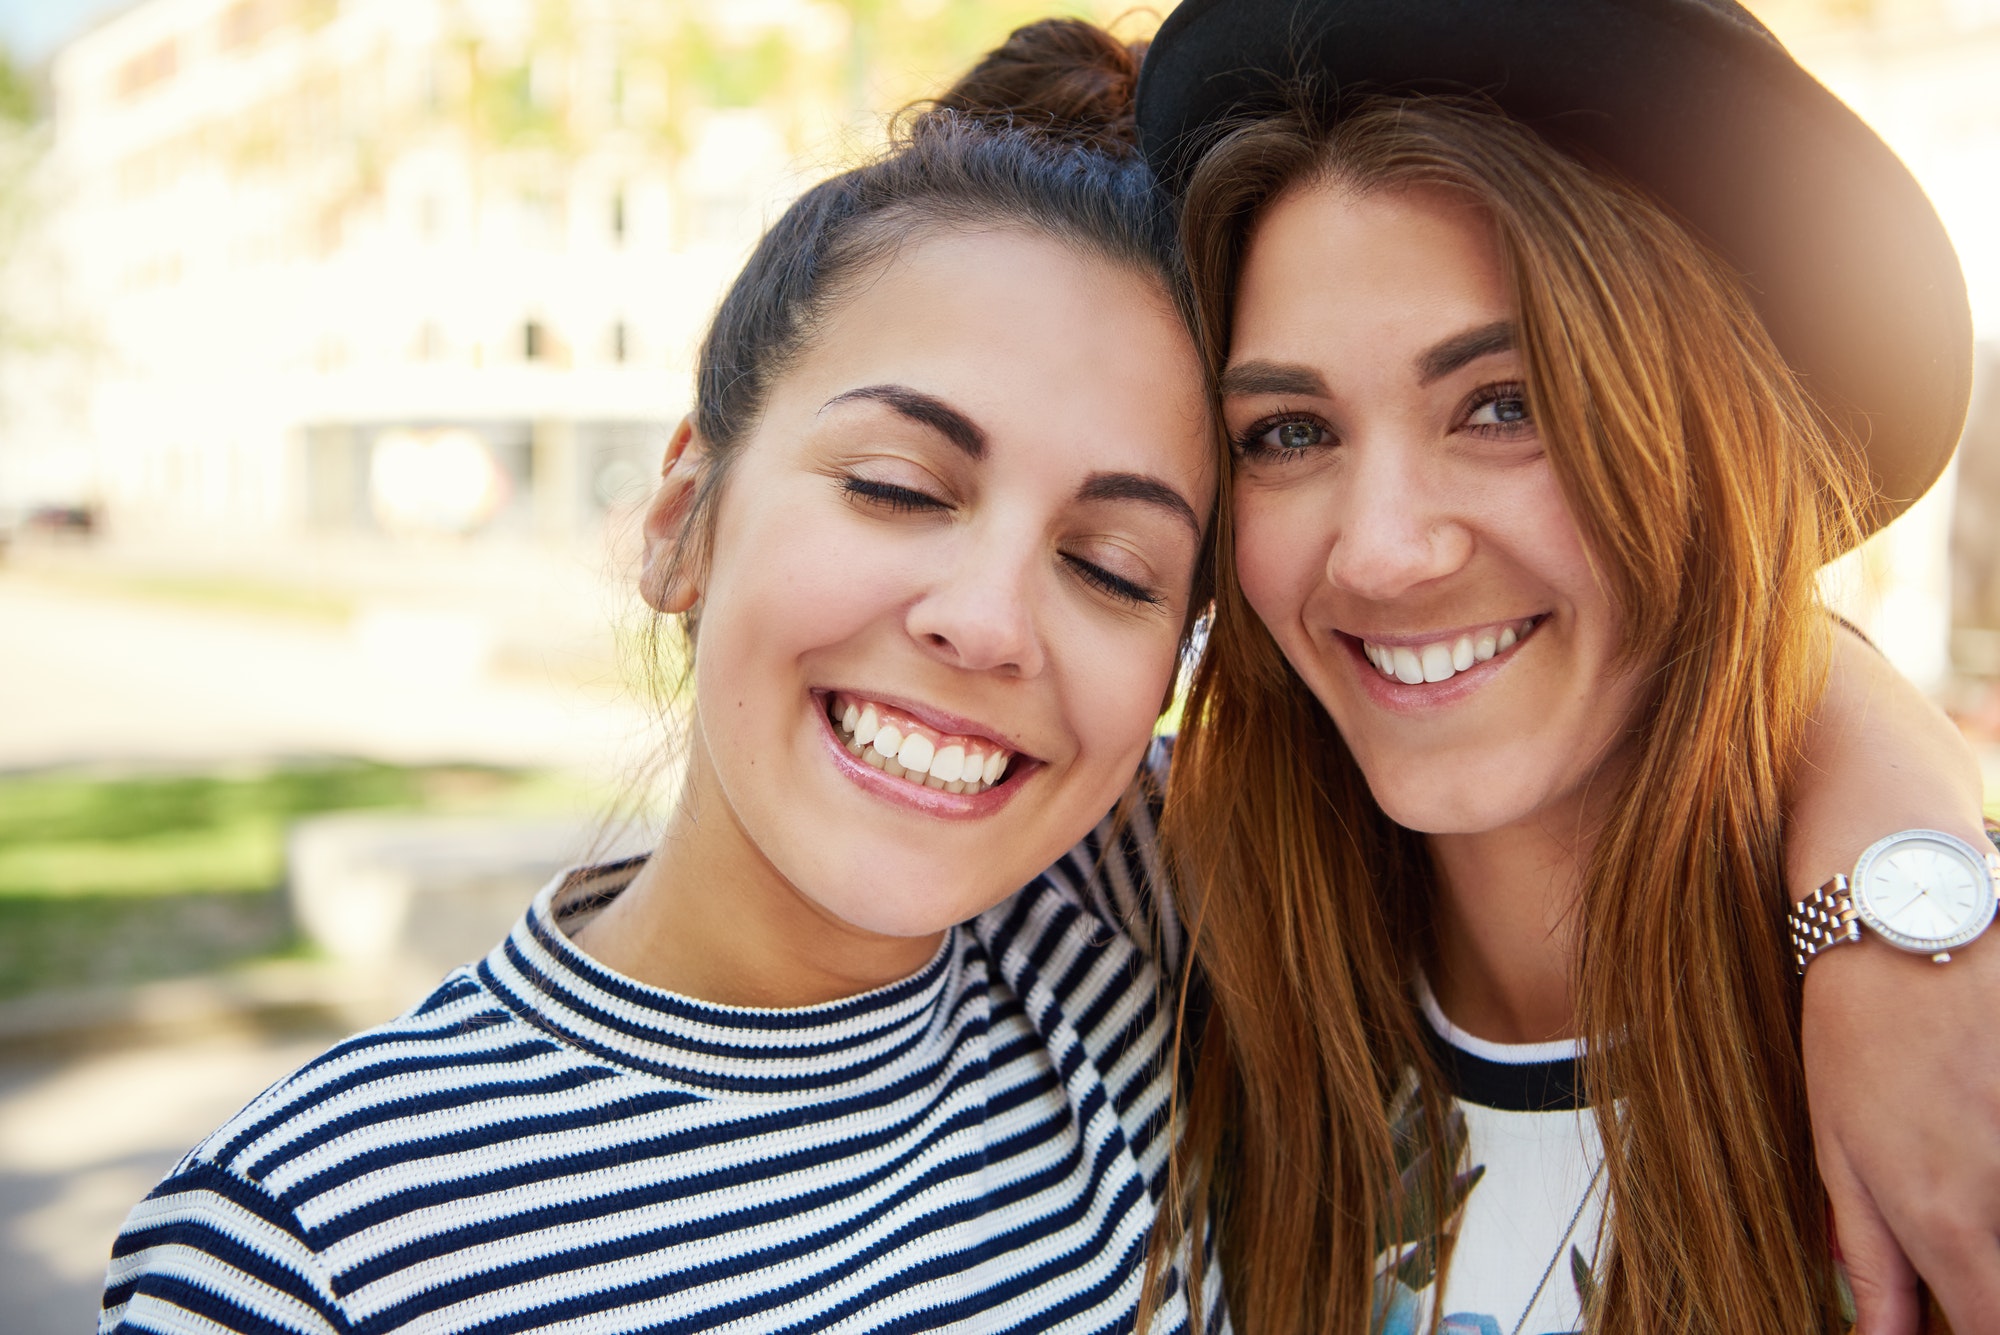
[{"xmin": 1137, "ymin": 0, "xmax": 1972, "ymax": 527}]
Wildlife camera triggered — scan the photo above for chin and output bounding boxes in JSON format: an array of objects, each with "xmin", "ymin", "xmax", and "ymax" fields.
[
  {"xmin": 812, "ymin": 876, "xmax": 1005, "ymax": 941},
  {"xmin": 1361, "ymin": 769, "xmax": 1528, "ymax": 838}
]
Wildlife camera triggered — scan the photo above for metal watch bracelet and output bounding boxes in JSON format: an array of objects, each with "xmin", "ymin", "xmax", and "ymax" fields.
[
  {"xmin": 1790, "ymin": 876, "xmax": 1861, "ymax": 974},
  {"xmin": 1791, "ymin": 826, "xmax": 2000, "ymax": 976}
]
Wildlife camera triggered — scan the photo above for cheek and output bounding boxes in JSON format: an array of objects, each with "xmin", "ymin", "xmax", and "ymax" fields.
[
  {"xmin": 1054, "ymin": 611, "xmax": 1181, "ymax": 777},
  {"xmin": 705, "ymin": 494, "xmax": 914, "ymax": 642},
  {"xmin": 1508, "ymin": 483, "xmax": 1617, "ymax": 639},
  {"xmin": 1231, "ymin": 485, "xmax": 1325, "ymax": 633}
]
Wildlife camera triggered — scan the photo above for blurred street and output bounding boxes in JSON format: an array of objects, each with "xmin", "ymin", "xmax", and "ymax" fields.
[
  {"xmin": 0, "ymin": 536, "xmax": 664, "ymax": 1333},
  {"xmin": 0, "ymin": 541, "xmax": 657, "ymax": 774}
]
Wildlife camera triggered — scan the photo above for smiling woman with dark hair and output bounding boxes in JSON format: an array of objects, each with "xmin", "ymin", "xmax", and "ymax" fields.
[{"xmin": 98, "ymin": 23, "xmax": 1229, "ymax": 1334}]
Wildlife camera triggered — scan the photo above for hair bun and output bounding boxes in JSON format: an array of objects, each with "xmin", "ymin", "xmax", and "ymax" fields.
[{"xmin": 928, "ymin": 18, "xmax": 1145, "ymax": 154}]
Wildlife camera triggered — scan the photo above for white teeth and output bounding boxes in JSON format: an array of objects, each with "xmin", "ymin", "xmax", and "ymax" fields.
[
  {"xmin": 831, "ymin": 697, "xmax": 1015, "ymax": 795},
  {"xmin": 929, "ymin": 744, "xmax": 965, "ymax": 783},
  {"xmin": 1420, "ymin": 643, "xmax": 1454, "ymax": 683},
  {"xmin": 1363, "ymin": 619, "xmax": 1533, "ymax": 686},
  {"xmin": 896, "ymin": 732, "xmax": 935, "ymax": 774}
]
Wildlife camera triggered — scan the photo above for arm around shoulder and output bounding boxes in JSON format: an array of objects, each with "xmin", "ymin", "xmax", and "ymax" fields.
[
  {"xmin": 1790, "ymin": 621, "xmax": 2000, "ymax": 1335},
  {"xmin": 1786, "ymin": 622, "xmax": 1986, "ymax": 901}
]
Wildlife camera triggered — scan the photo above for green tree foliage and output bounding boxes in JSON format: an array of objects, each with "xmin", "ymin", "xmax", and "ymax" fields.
[{"xmin": 0, "ymin": 45, "xmax": 36, "ymax": 126}]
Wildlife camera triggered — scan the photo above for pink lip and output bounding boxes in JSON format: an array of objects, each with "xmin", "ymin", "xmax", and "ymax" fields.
[{"xmin": 814, "ymin": 701, "xmax": 1034, "ymax": 819}]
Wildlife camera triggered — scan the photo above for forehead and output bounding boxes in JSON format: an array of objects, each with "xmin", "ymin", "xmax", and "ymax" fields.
[
  {"xmin": 768, "ymin": 227, "xmax": 1213, "ymax": 488},
  {"xmin": 1231, "ymin": 182, "xmax": 1513, "ymax": 368}
]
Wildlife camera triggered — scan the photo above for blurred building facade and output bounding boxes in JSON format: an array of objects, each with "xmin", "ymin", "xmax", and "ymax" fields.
[
  {"xmin": 20, "ymin": 0, "xmax": 2000, "ymax": 694},
  {"xmin": 1754, "ymin": 0, "xmax": 2000, "ymax": 688},
  {"xmin": 41, "ymin": 0, "xmax": 860, "ymax": 543}
]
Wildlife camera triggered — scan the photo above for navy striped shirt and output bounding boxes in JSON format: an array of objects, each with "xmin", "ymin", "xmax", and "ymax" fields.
[{"xmin": 101, "ymin": 769, "xmax": 1218, "ymax": 1334}]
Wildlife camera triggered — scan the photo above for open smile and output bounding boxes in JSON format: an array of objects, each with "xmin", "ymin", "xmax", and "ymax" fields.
[
  {"xmin": 1349, "ymin": 615, "xmax": 1545, "ymax": 686},
  {"xmin": 815, "ymin": 691, "xmax": 1035, "ymax": 814}
]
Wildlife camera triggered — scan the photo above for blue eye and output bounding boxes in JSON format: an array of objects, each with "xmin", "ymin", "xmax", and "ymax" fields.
[
  {"xmin": 1233, "ymin": 415, "xmax": 1330, "ymax": 460},
  {"xmin": 1463, "ymin": 386, "xmax": 1533, "ymax": 432}
]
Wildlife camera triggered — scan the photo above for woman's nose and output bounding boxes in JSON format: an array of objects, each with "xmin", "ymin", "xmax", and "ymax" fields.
[
  {"xmin": 1321, "ymin": 448, "xmax": 1473, "ymax": 601},
  {"xmin": 903, "ymin": 537, "xmax": 1048, "ymax": 677}
]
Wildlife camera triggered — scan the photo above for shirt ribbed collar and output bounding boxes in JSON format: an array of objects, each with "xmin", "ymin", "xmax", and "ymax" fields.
[
  {"xmin": 476, "ymin": 860, "xmax": 968, "ymax": 1098},
  {"xmin": 1416, "ymin": 975, "xmax": 1587, "ymax": 1113}
]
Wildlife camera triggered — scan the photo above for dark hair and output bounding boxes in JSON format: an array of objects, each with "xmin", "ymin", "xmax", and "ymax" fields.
[{"xmin": 669, "ymin": 19, "xmax": 1189, "ymax": 622}]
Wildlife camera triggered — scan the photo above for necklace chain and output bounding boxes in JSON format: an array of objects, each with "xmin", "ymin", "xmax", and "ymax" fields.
[{"xmin": 1506, "ymin": 1156, "xmax": 1605, "ymax": 1335}]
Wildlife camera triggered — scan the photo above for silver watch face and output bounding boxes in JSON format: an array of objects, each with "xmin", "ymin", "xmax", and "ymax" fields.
[{"xmin": 1852, "ymin": 830, "xmax": 1999, "ymax": 954}]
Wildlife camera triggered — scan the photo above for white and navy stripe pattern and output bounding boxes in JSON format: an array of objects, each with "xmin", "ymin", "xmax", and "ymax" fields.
[{"xmin": 102, "ymin": 761, "xmax": 1217, "ymax": 1334}]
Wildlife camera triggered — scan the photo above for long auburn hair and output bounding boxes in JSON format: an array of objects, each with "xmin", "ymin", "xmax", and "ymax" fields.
[{"xmin": 1155, "ymin": 96, "xmax": 1865, "ymax": 1334}]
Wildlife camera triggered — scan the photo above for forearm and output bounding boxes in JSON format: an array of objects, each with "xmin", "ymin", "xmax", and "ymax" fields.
[{"xmin": 1785, "ymin": 622, "xmax": 1985, "ymax": 904}]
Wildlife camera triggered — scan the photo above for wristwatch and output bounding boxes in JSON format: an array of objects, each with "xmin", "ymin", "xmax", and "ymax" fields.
[{"xmin": 1790, "ymin": 828, "xmax": 2000, "ymax": 975}]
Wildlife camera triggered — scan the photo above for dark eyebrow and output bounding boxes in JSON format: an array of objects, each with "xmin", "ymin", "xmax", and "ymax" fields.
[
  {"xmin": 1418, "ymin": 321, "xmax": 1516, "ymax": 384},
  {"xmin": 1218, "ymin": 359, "xmax": 1329, "ymax": 400},
  {"xmin": 820, "ymin": 384, "xmax": 985, "ymax": 459},
  {"xmin": 1077, "ymin": 471, "xmax": 1203, "ymax": 539}
]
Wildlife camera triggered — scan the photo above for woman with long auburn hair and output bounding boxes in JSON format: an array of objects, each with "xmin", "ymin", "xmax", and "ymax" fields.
[{"xmin": 1133, "ymin": 1, "xmax": 2000, "ymax": 1332}]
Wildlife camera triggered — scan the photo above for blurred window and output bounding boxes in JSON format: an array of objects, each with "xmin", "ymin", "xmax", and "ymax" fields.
[
  {"xmin": 524, "ymin": 321, "xmax": 545, "ymax": 362},
  {"xmin": 520, "ymin": 189, "xmax": 563, "ymax": 248},
  {"xmin": 220, "ymin": 0, "xmax": 288, "ymax": 51},
  {"xmin": 117, "ymin": 41, "xmax": 178, "ymax": 101}
]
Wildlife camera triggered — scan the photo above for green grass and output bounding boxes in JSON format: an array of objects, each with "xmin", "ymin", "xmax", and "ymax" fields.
[
  {"xmin": 0, "ymin": 892, "xmax": 299, "ymax": 999},
  {"xmin": 0, "ymin": 763, "xmax": 561, "ymax": 997}
]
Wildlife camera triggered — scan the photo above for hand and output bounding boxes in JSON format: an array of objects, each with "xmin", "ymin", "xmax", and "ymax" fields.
[{"xmin": 1804, "ymin": 935, "xmax": 2000, "ymax": 1334}]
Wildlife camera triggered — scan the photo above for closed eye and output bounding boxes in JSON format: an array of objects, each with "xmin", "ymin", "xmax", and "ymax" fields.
[
  {"xmin": 1062, "ymin": 553, "xmax": 1163, "ymax": 607},
  {"xmin": 841, "ymin": 477, "xmax": 948, "ymax": 513}
]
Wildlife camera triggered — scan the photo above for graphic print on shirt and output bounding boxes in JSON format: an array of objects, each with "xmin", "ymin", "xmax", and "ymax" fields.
[{"xmin": 1371, "ymin": 1071, "xmax": 1604, "ymax": 1335}]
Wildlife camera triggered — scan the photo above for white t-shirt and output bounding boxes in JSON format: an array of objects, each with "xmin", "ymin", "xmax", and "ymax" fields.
[{"xmin": 1373, "ymin": 982, "xmax": 1606, "ymax": 1335}]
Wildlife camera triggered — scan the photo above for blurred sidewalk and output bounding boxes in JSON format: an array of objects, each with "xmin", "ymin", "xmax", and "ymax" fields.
[{"xmin": 0, "ymin": 1015, "xmax": 358, "ymax": 1335}]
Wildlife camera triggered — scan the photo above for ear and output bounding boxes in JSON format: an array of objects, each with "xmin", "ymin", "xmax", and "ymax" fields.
[{"xmin": 638, "ymin": 415, "xmax": 708, "ymax": 615}]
